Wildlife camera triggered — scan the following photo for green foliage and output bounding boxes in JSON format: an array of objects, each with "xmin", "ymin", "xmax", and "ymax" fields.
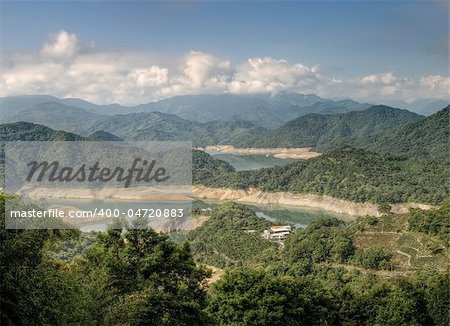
[
  {"xmin": 188, "ymin": 202, "xmax": 274, "ymax": 268},
  {"xmin": 84, "ymin": 227, "xmax": 209, "ymax": 325},
  {"xmin": 282, "ymin": 219, "xmax": 355, "ymax": 269},
  {"xmin": 0, "ymin": 121, "xmax": 83, "ymax": 142},
  {"xmin": 235, "ymin": 105, "xmax": 423, "ymax": 149},
  {"xmin": 206, "ymin": 268, "xmax": 334, "ymax": 326},
  {"xmin": 195, "ymin": 147, "xmax": 449, "ymax": 205},
  {"xmin": 353, "ymin": 247, "xmax": 392, "ymax": 270},
  {"xmin": 0, "ymin": 194, "xmax": 94, "ymax": 325},
  {"xmin": 371, "ymin": 105, "xmax": 450, "ymax": 159},
  {"xmin": 0, "ymin": 193, "xmax": 209, "ymax": 325},
  {"xmin": 207, "ymin": 267, "xmax": 449, "ymax": 326},
  {"xmin": 409, "ymin": 200, "xmax": 450, "ymax": 244},
  {"xmin": 192, "ymin": 149, "xmax": 235, "ymax": 185}
]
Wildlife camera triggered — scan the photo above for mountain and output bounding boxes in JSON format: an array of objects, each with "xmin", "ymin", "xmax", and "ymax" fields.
[
  {"xmin": 0, "ymin": 99, "xmax": 266, "ymax": 145},
  {"xmin": 135, "ymin": 93, "xmax": 371, "ymax": 128},
  {"xmin": 2, "ymin": 102, "xmax": 105, "ymax": 134},
  {"xmin": 417, "ymin": 100, "xmax": 448, "ymax": 116},
  {"xmin": 234, "ymin": 105, "xmax": 424, "ymax": 150},
  {"xmin": 0, "ymin": 121, "xmax": 123, "ymax": 142},
  {"xmin": 0, "ymin": 95, "xmax": 59, "ymax": 120},
  {"xmin": 0, "ymin": 95, "xmax": 130, "ymax": 118},
  {"xmin": 0, "ymin": 121, "xmax": 84, "ymax": 141},
  {"xmin": 0, "ymin": 93, "xmax": 371, "ymax": 129},
  {"xmin": 371, "ymin": 105, "xmax": 449, "ymax": 159},
  {"xmin": 85, "ymin": 130, "xmax": 123, "ymax": 141},
  {"xmin": 194, "ymin": 147, "xmax": 448, "ymax": 205},
  {"xmin": 83, "ymin": 112, "xmax": 267, "ymax": 147},
  {"xmin": 384, "ymin": 99, "xmax": 448, "ymax": 116}
]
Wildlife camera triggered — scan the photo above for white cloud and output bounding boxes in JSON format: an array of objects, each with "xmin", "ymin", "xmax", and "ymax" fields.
[
  {"xmin": 41, "ymin": 30, "xmax": 80, "ymax": 61},
  {"xmin": 0, "ymin": 30, "xmax": 448, "ymax": 105},
  {"xmin": 229, "ymin": 57, "xmax": 322, "ymax": 94}
]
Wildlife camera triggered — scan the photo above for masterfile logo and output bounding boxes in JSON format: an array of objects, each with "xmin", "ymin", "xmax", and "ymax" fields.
[
  {"xmin": 4, "ymin": 141, "xmax": 192, "ymax": 229},
  {"xmin": 26, "ymin": 158, "xmax": 170, "ymax": 188}
]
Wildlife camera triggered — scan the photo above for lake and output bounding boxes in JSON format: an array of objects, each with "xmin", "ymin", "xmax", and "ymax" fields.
[
  {"xmin": 208, "ymin": 153, "xmax": 298, "ymax": 171},
  {"xmin": 41, "ymin": 198, "xmax": 351, "ymax": 240}
]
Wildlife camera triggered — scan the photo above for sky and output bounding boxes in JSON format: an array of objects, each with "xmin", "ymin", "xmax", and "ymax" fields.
[{"xmin": 0, "ymin": 0, "xmax": 448, "ymax": 105}]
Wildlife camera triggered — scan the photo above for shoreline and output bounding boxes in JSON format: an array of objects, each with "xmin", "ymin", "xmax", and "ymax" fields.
[
  {"xmin": 197, "ymin": 145, "xmax": 322, "ymax": 159},
  {"xmin": 191, "ymin": 186, "xmax": 435, "ymax": 218},
  {"xmin": 7, "ymin": 186, "xmax": 434, "ymax": 219}
]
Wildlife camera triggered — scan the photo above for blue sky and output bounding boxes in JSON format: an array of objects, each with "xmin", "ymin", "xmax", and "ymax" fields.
[{"xmin": 0, "ymin": 1, "xmax": 448, "ymax": 104}]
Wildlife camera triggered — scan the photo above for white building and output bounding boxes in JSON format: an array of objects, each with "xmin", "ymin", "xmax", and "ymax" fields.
[{"xmin": 263, "ymin": 225, "xmax": 292, "ymax": 241}]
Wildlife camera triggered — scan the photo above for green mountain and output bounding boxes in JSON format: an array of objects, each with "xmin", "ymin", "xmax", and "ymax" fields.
[
  {"xmin": 83, "ymin": 112, "xmax": 267, "ymax": 147},
  {"xmin": 371, "ymin": 105, "xmax": 449, "ymax": 158},
  {"xmin": 234, "ymin": 105, "xmax": 423, "ymax": 150},
  {"xmin": 84, "ymin": 130, "xmax": 123, "ymax": 141},
  {"xmin": 194, "ymin": 147, "xmax": 448, "ymax": 205},
  {"xmin": 0, "ymin": 93, "xmax": 371, "ymax": 129},
  {"xmin": 2, "ymin": 102, "xmax": 105, "ymax": 134},
  {"xmin": 125, "ymin": 92, "xmax": 371, "ymax": 128},
  {"xmin": 0, "ymin": 121, "xmax": 128, "ymax": 142},
  {"xmin": 188, "ymin": 202, "xmax": 273, "ymax": 268},
  {"xmin": 0, "ymin": 121, "xmax": 84, "ymax": 141}
]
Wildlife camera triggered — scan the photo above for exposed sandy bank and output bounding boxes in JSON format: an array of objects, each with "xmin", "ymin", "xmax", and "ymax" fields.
[
  {"xmin": 198, "ymin": 145, "xmax": 321, "ymax": 159},
  {"xmin": 192, "ymin": 186, "xmax": 380, "ymax": 217},
  {"xmin": 151, "ymin": 214, "xmax": 210, "ymax": 233},
  {"xmin": 19, "ymin": 186, "xmax": 191, "ymax": 201},
  {"xmin": 191, "ymin": 186, "xmax": 435, "ymax": 218},
  {"xmin": 390, "ymin": 203, "xmax": 436, "ymax": 214}
]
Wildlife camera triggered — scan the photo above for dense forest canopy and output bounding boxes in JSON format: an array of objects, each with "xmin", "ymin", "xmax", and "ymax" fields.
[
  {"xmin": 2, "ymin": 196, "xmax": 448, "ymax": 325},
  {"xmin": 234, "ymin": 105, "xmax": 423, "ymax": 150}
]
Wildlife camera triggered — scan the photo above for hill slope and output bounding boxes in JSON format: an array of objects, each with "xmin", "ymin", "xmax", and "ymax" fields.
[
  {"xmin": 2, "ymin": 102, "xmax": 105, "ymax": 134},
  {"xmin": 83, "ymin": 112, "xmax": 267, "ymax": 146},
  {"xmin": 234, "ymin": 105, "xmax": 423, "ymax": 150},
  {"xmin": 371, "ymin": 105, "xmax": 449, "ymax": 158},
  {"xmin": 194, "ymin": 147, "xmax": 448, "ymax": 205},
  {"xmin": 0, "ymin": 121, "xmax": 84, "ymax": 141}
]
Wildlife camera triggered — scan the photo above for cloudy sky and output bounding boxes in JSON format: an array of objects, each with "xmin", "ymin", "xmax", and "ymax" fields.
[{"xmin": 0, "ymin": 1, "xmax": 448, "ymax": 105}]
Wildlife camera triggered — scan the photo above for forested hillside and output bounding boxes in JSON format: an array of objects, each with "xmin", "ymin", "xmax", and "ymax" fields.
[
  {"xmin": 2, "ymin": 194, "xmax": 448, "ymax": 325},
  {"xmin": 193, "ymin": 147, "xmax": 448, "ymax": 204},
  {"xmin": 233, "ymin": 105, "xmax": 423, "ymax": 149},
  {"xmin": 0, "ymin": 121, "xmax": 84, "ymax": 141},
  {"xmin": 190, "ymin": 202, "xmax": 449, "ymax": 325},
  {"xmin": 371, "ymin": 105, "xmax": 449, "ymax": 159},
  {"xmin": 84, "ymin": 113, "xmax": 266, "ymax": 146}
]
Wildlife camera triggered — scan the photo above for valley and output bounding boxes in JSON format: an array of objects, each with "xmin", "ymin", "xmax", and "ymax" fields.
[{"xmin": 1, "ymin": 93, "xmax": 448, "ymax": 326}]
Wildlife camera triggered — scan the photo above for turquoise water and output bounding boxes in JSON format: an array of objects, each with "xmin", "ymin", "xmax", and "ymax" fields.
[{"xmin": 209, "ymin": 153, "xmax": 298, "ymax": 171}]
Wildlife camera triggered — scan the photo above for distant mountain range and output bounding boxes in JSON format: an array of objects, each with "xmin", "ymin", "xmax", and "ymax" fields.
[
  {"xmin": 82, "ymin": 112, "xmax": 266, "ymax": 147},
  {"xmin": 1, "ymin": 105, "xmax": 447, "ymax": 160},
  {"xmin": 0, "ymin": 93, "xmax": 447, "ymax": 156},
  {"xmin": 0, "ymin": 93, "xmax": 371, "ymax": 129}
]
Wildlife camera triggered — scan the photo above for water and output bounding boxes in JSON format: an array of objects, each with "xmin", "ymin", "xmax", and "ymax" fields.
[
  {"xmin": 193, "ymin": 200, "xmax": 352, "ymax": 229},
  {"xmin": 209, "ymin": 153, "xmax": 298, "ymax": 171},
  {"xmin": 36, "ymin": 198, "xmax": 351, "ymax": 240},
  {"xmin": 39, "ymin": 198, "xmax": 191, "ymax": 232}
]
